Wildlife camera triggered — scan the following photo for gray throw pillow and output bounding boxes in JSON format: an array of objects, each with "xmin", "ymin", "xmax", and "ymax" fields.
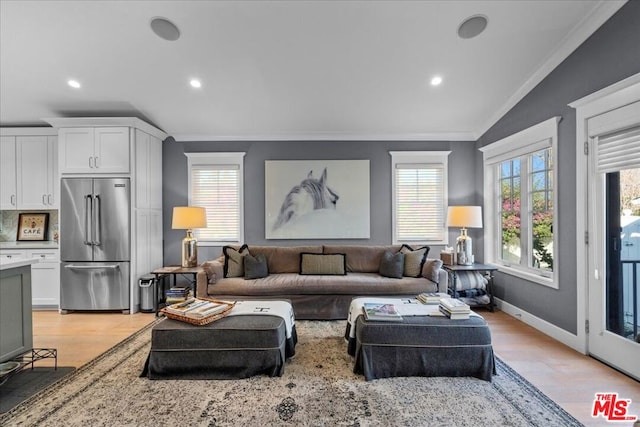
[
  {"xmin": 244, "ymin": 253, "xmax": 269, "ymax": 280},
  {"xmin": 379, "ymin": 250, "xmax": 404, "ymax": 279},
  {"xmin": 299, "ymin": 253, "xmax": 347, "ymax": 275}
]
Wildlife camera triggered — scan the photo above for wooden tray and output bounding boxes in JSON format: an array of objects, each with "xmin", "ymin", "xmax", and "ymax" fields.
[{"xmin": 161, "ymin": 297, "xmax": 235, "ymax": 326}]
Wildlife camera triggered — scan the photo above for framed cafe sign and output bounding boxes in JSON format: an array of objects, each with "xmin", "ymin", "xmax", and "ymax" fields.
[{"xmin": 17, "ymin": 213, "xmax": 49, "ymax": 241}]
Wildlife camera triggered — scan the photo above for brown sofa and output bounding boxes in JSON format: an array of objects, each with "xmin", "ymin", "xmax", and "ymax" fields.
[{"xmin": 196, "ymin": 245, "xmax": 447, "ymax": 320}]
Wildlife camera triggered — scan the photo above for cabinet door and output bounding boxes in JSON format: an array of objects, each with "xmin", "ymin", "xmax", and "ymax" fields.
[
  {"xmin": 0, "ymin": 250, "xmax": 26, "ymax": 263},
  {"xmin": 150, "ymin": 136, "xmax": 163, "ymax": 210},
  {"xmin": 94, "ymin": 127, "xmax": 130, "ymax": 173},
  {"xmin": 134, "ymin": 129, "xmax": 150, "ymax": 208},
  {"xmin": 59, "ymin": 128, "xmax": 95, "ymax": 173},
  {"xmin": 0, "ymin": 136, "xmax": 17, "ymax": 209},
  {"xmin": 47, "ymin": 136, "xmax": 59, "ymax": 208},
  {"xmin": 30, "ymin": 261, "xmax": 60, "ymax": 307},
  {"xmin": 16, "ymin": 136, "xmax": 50, "ymax": 209}
]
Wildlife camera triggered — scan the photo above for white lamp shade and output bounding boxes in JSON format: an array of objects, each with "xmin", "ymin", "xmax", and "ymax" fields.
[
  {"xmin": 172, "ymin": 206, "xmax": 207, "ymax": 229},
  {"xmin": 447, "ymin": 206, "xmax": 483, "ymax": 228}
]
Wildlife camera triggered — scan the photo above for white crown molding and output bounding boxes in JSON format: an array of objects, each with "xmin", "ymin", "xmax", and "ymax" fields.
[
  {"xmin": 475, "ymin": 0, "xmax": 627, "ymax": 140},
  {"xmin": 170, "ymin": 131, "xmax": 477, "ymax": 142},
  {"xmin": 42, "ymin": 117, "xmax": 168, "ymax": 140},
  {"xmin": 0, "ymin": 127, "xmax": 57, "ymax": 136}
]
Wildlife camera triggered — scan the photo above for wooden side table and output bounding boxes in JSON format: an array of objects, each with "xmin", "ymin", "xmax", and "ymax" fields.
[
  {"xmin": 442, "ymin": 263, "xmax": 498, "ymax": 311},
  {"xmin": 150, "ymin": 266, "xmax": 204, "ymax": 316}
]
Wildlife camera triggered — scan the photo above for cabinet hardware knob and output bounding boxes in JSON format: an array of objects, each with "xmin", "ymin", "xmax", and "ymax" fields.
[{"xmin": 89, "ymin": 157, "xmax": 94, "ymax": 168}]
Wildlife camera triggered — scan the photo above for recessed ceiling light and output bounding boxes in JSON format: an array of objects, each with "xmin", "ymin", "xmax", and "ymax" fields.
[
  {"xmin": 150, "ymin": 17, "xmax": 180, "ymax": 41},
  {"xmin": 67, "ymin": 80, "xmax": 81, "ymax": 89},
  {"xmin": 190, "ymin": 79, "xmax": 202, "ymax": 88},
  {"xmin": 431, "ymin": 76, "xmax": 443, "ymax": 86},
  {"xmin": 458, "ymin": 15, "xmax": 488, "ymax": 39}
]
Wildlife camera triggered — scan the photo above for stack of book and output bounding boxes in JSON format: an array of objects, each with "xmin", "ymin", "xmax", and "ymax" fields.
[
  {"xmin": 362, "ymin": 302, "xmax": 403, "ymax": 322},
  {"xmin": 416, "ymin": 292, "xmax": 451, "ymax": 304},
  {"xmin": 439, "ymin": 298, "xmax": 471, "ymax": 320},
  {"xmin": 164, "ymin": 298, "xmax": 229, "ymax": 319},
  {"xmin": 165, "ymin": 287, "xmax": 190, "ymax": 304}
]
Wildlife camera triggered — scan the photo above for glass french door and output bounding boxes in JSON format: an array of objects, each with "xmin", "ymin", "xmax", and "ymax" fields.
[{"xmin": 587, "ymin": 118, "xmax": 640, "ymax": 380}]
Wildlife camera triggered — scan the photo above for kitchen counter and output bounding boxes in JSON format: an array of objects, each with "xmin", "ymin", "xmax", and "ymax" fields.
[
  {"xmin": 0, "ymin": 258, "xmax": 39, "ymax": 271},
  {"xmin": 0, "ymin": 241, "xmax": 59, "ymax": 250}
]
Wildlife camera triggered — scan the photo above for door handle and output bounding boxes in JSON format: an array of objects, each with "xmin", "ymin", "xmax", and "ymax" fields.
[
  {"xmin": 42, "ymin": 194, "xmax": 47, "ymax": 205},
  {"xmin": 95, "ymin": 156, "xmax": 99, "ymax": 168},
  {"xmin": 48, "ymin": 194, "xmax": 52, "ymax": 205},
  {"xmin": 89, "ymin": 156, "xmax": 94, "ymax": 168},
  {"xmin": 64, "ymin": 264, "xmax": 120, "ymax": 270},
  {"xmin": 10, "ymin": 194, "xmax": 15, "ymax": 206},
  {"xmin": 93, "ymin": 195, "xmax": 101, "ymax": 246},
  {"xmin": 84, "ymin": 195, "xmax": 92, "ymax": 245}
]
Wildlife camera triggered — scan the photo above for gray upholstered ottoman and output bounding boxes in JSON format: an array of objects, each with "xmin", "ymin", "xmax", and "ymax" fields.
[
  {"xmin": 348, "ymin": 314, "xmax": 494, "ymax": 381},
  {"xmin": 143, "ymin": 314, "xmax": 297, "ymax": 380}
]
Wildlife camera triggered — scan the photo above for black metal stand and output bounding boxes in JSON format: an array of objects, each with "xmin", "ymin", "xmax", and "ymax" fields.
[{"xmin": 0, "ymin": 348, "xmax": 58, "ymax": 386}]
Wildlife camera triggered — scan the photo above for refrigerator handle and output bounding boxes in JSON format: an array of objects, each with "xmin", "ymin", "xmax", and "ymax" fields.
[
  {"xmin": 84, "ymin": 195, "xmax": 93, "ymax": 246},
  {"xmin": 94, "ymin": 195, "xmax": 101, "ymax": 246},
  {"xmin": 64, "ymin": 264, "xmax": 120, "ymax": 270}
]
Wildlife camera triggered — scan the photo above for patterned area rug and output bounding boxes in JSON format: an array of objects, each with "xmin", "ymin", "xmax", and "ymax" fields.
[{"xmin": 0, "ymin": 320, "xmax": 582, "ymax": 426}]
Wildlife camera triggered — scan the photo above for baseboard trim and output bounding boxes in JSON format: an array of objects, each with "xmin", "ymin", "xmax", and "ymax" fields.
[{"xmin": 494, "ymin": 298, "xmax": 584, "ymax": 354}]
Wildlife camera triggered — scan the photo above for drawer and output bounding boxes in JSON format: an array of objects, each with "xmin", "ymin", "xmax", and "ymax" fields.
[
  {"xmin": 26, "ymin": 249, "xmax": 59, "ymax": 262},
  {"xmin": 0, "ymin": 251, "xmax": 26, "ymax": 262}
]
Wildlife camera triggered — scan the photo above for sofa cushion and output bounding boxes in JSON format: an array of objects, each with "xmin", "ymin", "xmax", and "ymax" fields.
[
  {"xmin": 244, "ymin": 253, "xmax": 269, "ymax": 280},
  {"xmin": 247, "ymin": 245, "xmax": 323, "ymax": 274},
  {"xmin": 300, "ymin": 253, "xmax": 347, "ymax": 275},
  {"xmin": 323, "ymin": 245, "xmax": 402, "ymax": 273},
  {"xmin": 399, "ymin": 244, "xmax": 430, "ymax": 277},
  {"xmin": 378, "ymin": 251, "xmax": 404, "ymax": 279},
  {"xmin": 223, "ymin": 244, "xmax": 249, "ymax": 277}
]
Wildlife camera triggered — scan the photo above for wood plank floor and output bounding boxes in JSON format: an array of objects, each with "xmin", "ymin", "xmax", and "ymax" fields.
[{"xmin": 31, "ymin": 309, "xmax": 639, "ymax": 426}]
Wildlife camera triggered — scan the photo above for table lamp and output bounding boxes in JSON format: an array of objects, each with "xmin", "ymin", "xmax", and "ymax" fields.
[
  {"xmin": 172, "ymin": 206, "xmax": 207, "ymax": 267},
  {"xmin": 447, "ymin": 206, "xmax": 483, "ymax": 266}
]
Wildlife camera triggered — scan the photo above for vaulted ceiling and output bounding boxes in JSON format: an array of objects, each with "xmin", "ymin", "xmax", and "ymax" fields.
[{"xmin": 0, "ymin": 1, "xmax": 626, "ymax": 141}]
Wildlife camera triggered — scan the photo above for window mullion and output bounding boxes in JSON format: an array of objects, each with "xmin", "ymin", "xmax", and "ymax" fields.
[{"xmin": 521, "ymin": 155, "xmax": 531, "ymax": 269}]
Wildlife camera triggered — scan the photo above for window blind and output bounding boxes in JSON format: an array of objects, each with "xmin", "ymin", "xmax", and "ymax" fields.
[
  {"xmin": 394, "ymin": 163, "xmax": 445, "ymax": 242},
  {"xmin": 596, "ymin": 125, "xmax": 640, "ymax": 173},
  {"xmin": 191, "ymin": 164, "xmax": 240, "ymax": 242}
]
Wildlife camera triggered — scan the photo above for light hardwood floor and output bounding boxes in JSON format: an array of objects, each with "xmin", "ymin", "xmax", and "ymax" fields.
[{"xmin": 31, "ymin": 309, "xmax": 639, "ymax": 426}]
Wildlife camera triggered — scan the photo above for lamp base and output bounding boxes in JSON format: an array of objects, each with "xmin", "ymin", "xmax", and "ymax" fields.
[
  {"xmin": 181, "ymin": 230, "xmax": 198, "ymax": 268},
  {"xmin": 456, "ymin": 228, "xmax": 474, "ymax": 266}
]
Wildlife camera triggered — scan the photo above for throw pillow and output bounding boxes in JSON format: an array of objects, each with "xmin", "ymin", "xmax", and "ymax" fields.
[
  {"xmin": 378, "ymin": 250, "xmax": 404, "ymax": 279},
  {"xmin": 244, "ymin": 253, "xmax": 269, "ymax": 280},
  {"xmin": 399, "ymin": 244, "xmax": 430, "ymax": 277},
  {"xmin": 223, "ymin": 244, "xmax": 249, "ymax": 277},
  {"xmin": 299, "ymin": 253, "xmax": 347, "ymax": 275},
  {"xmin": 422, "ymin": 259, "xmax": 443, "ymax": 283}
]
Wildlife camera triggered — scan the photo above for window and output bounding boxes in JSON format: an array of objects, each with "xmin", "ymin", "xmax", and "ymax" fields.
[
  {"xmin": 185, "ymin": 152, "xmax": 245, "ymax": 245},
  {"xmin": 480, "ymin": 117, "xmax": 559, "ymax": 287},
  {"xmin": 390, "ymin": 151, "xmax": 450, "ymax": 245}
]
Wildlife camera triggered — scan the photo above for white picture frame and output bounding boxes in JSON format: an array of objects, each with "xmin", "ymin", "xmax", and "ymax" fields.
[{"xmin": 265, "ymin": 160, "xmax": 370, "ymax": 239}]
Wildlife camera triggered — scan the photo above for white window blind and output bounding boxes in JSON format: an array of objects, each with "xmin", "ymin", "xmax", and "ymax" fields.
[
  {"xmin": 395, "ymin": 164, "xmax": 445, "ymax": 242},
  {"xmin": 186, "ymin": 152, "xmax": 245, "ymax": 245},
  {"xmin": 595, "ymin": 125, "xmax": 640, "ymax": 173},
  {"xmin": 390, "ymin": 151, "xmax": 450, "ymax": 245}
]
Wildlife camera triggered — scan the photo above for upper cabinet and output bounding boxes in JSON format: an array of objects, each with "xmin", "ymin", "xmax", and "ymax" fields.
[
  {"xmin": 0, "ymin": 129, "xmax": 58, "ymax": 210},
  {"xmin": 58, "ymin": 127, "xmax": 130, "ymax": 174}
]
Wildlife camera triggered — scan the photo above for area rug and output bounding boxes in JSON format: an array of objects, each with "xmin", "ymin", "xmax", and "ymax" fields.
[{"xmin": 0, "ymin": 320, "xmax": 582, "ymax": 427}]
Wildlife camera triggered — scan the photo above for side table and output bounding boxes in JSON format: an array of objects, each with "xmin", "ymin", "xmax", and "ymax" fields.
[
  {"xmin": 442, "ymin": 263, "xmax": 498, "ymax": 312},
  {"xmin": 150, "ymin": 266, "xmax": 204, "ymax": 316}
]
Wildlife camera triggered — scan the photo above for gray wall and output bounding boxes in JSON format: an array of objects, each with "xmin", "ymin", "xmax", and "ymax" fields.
[
  {"xmin": 163, "ymin": 139, "xmax": 477, "ymax": 263},
  {"xmin": 475, "ymin": 1, "xmax": 640, "ymax": 333}
]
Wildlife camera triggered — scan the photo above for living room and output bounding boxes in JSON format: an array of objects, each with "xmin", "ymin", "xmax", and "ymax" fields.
[{"xmin": 1, "ymin": 0, "xmax": 639, "ymax": 425}]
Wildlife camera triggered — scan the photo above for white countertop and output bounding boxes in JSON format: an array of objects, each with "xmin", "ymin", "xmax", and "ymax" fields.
[
  {"xmin": 0, "ymin": 241, "xmax": 59, "ymax": 250},
  {"xmin": 0, "ymin": 258, "xmax": 40, "ymax": 271}
]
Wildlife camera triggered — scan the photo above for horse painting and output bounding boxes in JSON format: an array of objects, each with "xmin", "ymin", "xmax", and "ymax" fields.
[{"xmin": 273, "ymin": 168, "xmax": 339, "ymax": 231}]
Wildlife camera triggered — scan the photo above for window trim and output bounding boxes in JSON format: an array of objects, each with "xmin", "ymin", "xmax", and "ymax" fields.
[
  {"xmin": 185, "ymin": 152, "xmax": 246, "ymax": 246},
  {"xmin": 480, "ymin": 117, "xmax": 560, "ymax": 288},
  {"xmin": 390, "ymin": 151, "xmax": 451, "ymax": 246}
]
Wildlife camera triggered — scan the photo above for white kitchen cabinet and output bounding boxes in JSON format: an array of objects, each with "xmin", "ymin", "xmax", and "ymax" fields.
[
  {"xmin": 0, "ymin": 136, "xmax": 17, "ymax": 209},
  {"xmin": 135, "ymin": 129, "xmax": 163, "ymax": 209},
  {"xmin": 0, "ymin": 250, "xmax": 26, "ymax": 263},
  {"xmin": 16, "ymin": 135, "xmax": 58, "ymax": 209},
  {"xmin": 59, "ymin": 127, "xmax": 130, "ymax": 173},
  {"xmin": 27, "ymin": 249, "xmax": 60, "ymax": 308},
  {"xmin": 0, "ymin": 129, "xmax": 59, "ymax": 210}
]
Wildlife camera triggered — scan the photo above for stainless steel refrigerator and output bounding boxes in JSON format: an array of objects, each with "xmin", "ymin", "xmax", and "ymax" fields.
[{"xmin": 60, "ymin": 178, "xmax": 130, "ymax": 312}]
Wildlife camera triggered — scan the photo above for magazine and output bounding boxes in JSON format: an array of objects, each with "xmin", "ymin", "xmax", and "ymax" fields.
[
  {"xmin": 362, "ymin": 302, "xmax": 403, "ymax": 322},
  {"xmin": 165, "ymin": 298, "xmax": 229, "ymax": 319}
]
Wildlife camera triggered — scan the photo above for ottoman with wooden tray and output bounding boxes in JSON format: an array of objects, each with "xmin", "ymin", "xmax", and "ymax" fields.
[{"xmin": 142, "ymin": 299, "xmax": 297, "ymax": 380}]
